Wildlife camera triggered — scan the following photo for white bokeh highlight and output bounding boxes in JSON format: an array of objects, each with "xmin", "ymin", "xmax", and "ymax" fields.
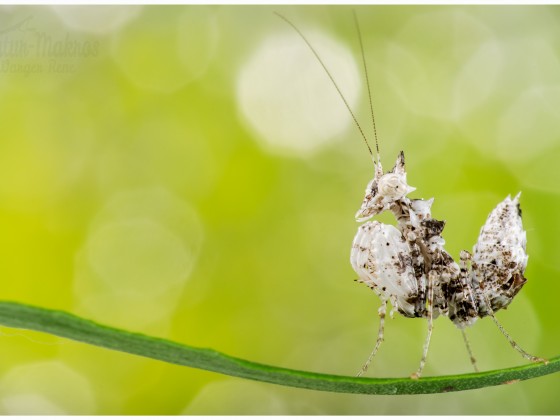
[
  {"xmin": 74, "ymin": 187, "xmax": 203, "ymax": 331},
  {"xmin": 456, "ymin": 34, "xmax": 560, "ymax": 169},
  {"xmin": 0, "ymin": 361, "xmax": 95, "ymax": 415},
  {"xmin": 111, "ymin": 7, "xmax": 218, "ymax": 93},
  {"xmin": 183, "ymin": 379, "xmax": 287, "ymax": 415},
  {"xmin": 387, "ymin": 9, "xmax": 502, "ymax": 121},
  {"xmin": 237, "ymin": 30, "xmax": 361, "ymax": 156},
  {"xmin": 497, "ymin": 85, "xmax": 560, "ymax": 162},
  {"xmin": 51, "ymin": 5, "xmax": 142, "ymax": 35},
  {"xmin": 86, "ymin": 219, "xmax": 192, "ymax": 298}
]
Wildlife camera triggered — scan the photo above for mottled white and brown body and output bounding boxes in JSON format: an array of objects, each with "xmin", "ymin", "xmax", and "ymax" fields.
[
  {"xmin": 351, "ymin": 151, "xmax": 545, "ymax": 378},
  {"xmin": 277, "ymin": 11, "xmax": 546, "ymax": 379}
]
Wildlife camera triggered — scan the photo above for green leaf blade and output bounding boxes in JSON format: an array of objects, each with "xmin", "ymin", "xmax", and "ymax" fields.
[{"xmin": 0, "ymin": 301, "xmax": 557, "ymax": 395}]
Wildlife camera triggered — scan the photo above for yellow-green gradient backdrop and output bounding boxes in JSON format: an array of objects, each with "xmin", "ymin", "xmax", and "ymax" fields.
[{"xmin": 0, "ymin": 4, "xmax": 559, "ymax": 415}]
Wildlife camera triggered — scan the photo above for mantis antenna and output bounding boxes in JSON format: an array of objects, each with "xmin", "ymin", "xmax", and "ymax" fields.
[{"xmin": 275, "ymin": 12, "xmax": 378, "ymax": 162}]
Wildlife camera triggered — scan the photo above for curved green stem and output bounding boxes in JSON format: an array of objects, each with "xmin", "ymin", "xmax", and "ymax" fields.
[{"xmin": 0, "ymin": 301, "xmax": 556, "ymax": 395}]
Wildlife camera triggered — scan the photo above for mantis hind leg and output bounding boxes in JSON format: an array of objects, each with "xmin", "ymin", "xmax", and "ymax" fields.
[
  {"xmin": 461, "ymin": 328, "xmax": 479, "ymax": 372},
  {"xmin": 411, "ymin": 271, "xmax": 436, "ymax": 379},
  {"xmin": 483, "ymin": 294, "xmax": 547, "ymax": 365},
  {"xmin": 357, "ymin": 300, "xmax": 387, "ymax": 377}
]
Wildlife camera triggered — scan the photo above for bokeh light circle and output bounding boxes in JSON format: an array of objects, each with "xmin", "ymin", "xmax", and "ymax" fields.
[
  {"xmin": 74, "ymin": 187, "xmax": 203, "ymax": 330},
  {"xmin": 51, "ymin": 5, "xmax": 142, "ymax": 35},
  {"xmin": 387, "ymin": 9, "xmax": 502, "ymax": 120},
  {"xmin": 111, "ymin": 7, "xmax": 218, "ymax": 93},
  {"xmin": 237, "ymin": 29, "xmax": 361, "ymax": 156},
  {"xmin": 86, "ymin": 219, "xmax": 192, "ymax": 297},
  {"xmin": 0, "ymin": 361, "xmax": 96, "ymax": 415},
  {"xmin": 497, "ymin": 85, "xmax": 560, "ymax": 162}
]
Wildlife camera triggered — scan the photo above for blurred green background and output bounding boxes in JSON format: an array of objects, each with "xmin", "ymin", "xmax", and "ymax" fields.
[{"xmin": 0, "ymin": 4, "xmax": 559, "ymax": 415}]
